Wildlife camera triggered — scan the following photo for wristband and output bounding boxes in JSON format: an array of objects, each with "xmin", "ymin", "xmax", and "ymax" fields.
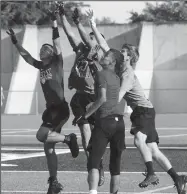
[
  {"xmin": 52, "ymin": 27, "xmax": 60, "ymax": 40},
  {"xmin": 90, "ymin": 18, "xmax": 96, "ymax": 27},
  {"xmin": 12, "ymin": 36, "xmax": 17, "ymax": 44}
]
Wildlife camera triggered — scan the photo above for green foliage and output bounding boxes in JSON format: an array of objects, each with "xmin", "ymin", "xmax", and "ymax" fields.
[
  {"xmin": 0, "ymin": 1, "xmax": 91, "ymax": 28},
  {"xmin": 129, "ymin": 1, "xmax": 187, "ymax": 23}
]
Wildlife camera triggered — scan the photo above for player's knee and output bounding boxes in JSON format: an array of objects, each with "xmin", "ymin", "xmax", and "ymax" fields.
[
  {"xmin": 36, "ymin": 126, "xmax": 50, "ymax": 143},
  {"xmin": 87, "ymin": 156, "xmax": 100, "ymax": 172},
  {"xmin": 134, "ymin": 132, "xmax": 147, "ymax": 147},
  {"xmin": 44, "ymin": 143, "xmax": 55, "ymax": 155},
  {"xmin": 109, "ymin": 163, "xmax": 120, "ymax": 176}
]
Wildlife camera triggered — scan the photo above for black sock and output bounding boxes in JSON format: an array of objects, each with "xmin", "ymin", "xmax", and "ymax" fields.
[
  {"xmin": 145, "ymin": 161, "xmax": 155, "ymax": 175},
  {"xmin": 167, "ymin": 168, "xmax": 179, "ymax": 182}
]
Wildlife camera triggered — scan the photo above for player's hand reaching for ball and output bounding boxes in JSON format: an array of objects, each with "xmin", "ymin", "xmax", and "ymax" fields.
[
  {"xmin": 72, "ymin": 7, "xmax": 80, "ymax": 25},
  {"xmin": 55, "ymin": 2, "xmax": 65, "ymax": 16},
  {"xmin": 6, "ymin": 28, "xmax": 17, "ymax": 44},
  {"xmin": 86, "ymin": 9, "xmax": 96, "ymax": 27}
]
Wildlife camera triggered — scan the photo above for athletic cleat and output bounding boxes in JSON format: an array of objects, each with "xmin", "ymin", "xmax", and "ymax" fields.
[
  {"xmin": 174, "ymin": 175, "xmax": 187, "ymax": 194},
  {"xmin": 47, "ymin": 177, "xmax": 63, "ymax": 194},
  {"xmin": 139, "ymin": 174, "xmax": 159, "ymax": 188},
  {"xmin": 98, "ymin": 160, "xmax": 105, "ymax": 186},
  {"xmin": 66, "ymin": 133, "xmax": 79, "ymax": 158}
]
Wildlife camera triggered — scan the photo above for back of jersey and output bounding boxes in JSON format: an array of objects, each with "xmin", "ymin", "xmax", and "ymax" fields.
[{"xmin": 68, "ymin": 43, "xmax": 102, "ymax": 94}]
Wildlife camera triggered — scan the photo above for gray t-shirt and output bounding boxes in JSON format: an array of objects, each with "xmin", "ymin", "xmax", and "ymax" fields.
[
  {"xmin": 120, "ymin": 65, "xmax": 153, "ymax": 110},
  {"xmin": 95, "ymin": 69, "xmax": 125, "ymax": 118}
]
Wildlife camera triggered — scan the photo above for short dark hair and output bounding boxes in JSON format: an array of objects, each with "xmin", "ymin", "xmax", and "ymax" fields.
[
  {"xmin": 89, "ymin": 32, "xmax": 105, "ymax": 39},
  {"xmin": 109, "ymin": 48, "xmax": 124, "ymax": 68},
  {"xmin": 122, "ymin": 43, "xmax": 139, "ymax": 65},
  {"xmin": 42, "ymin": 43, "xmax": 53, "ymax": 49}
]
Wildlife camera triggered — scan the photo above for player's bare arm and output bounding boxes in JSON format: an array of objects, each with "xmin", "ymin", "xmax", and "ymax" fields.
[
  {"xmin": 85, "ymin": 87, "xmax": 106, "ymax": 119},
  {"xmin": 72, "ymin": 8, "xmax": 94, "ymax": 49},
  {"xmin": 57, "ymin": 2, "xmax": 81, "ymax": 50},
  {"xmin": 6, "ymin": 28, "xmax": 36, "ymax": 66},
  {"xmin": 86, "ymin": 9, "xmax": 110, "ymax": 53},
  {"xmin": 48, "ymin": 9, "xmax": 62, "ymax": 56},
  {"xmin": 119, "ymin": 69, "xmax": 133, "ymax": 102}
]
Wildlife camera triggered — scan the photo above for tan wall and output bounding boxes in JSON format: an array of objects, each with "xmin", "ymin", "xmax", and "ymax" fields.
[{"xmin": 152, "ymin": 24, "xmax": 187, "ymax": 113}]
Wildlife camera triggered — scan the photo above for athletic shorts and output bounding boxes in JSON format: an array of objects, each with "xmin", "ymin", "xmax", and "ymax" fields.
[
  {"xmin": 87, "ymin": 114, "xmax": 125, "ymax": 172},
  {"xmin": 70, "ymin": 92, "xmax": 96, "ymax": 126},
  {"xmin": 41, "ymin": 100, "xmax": 70, "ymax": 133},
  {"xmin": 130, "ymin": 106, "xmax": 159, "ymax": 144}
]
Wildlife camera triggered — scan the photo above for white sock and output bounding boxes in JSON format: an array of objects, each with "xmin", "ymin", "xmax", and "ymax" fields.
[{"xmin": 89, "ymin": 190, "xmax": 97, "ymax": 194}]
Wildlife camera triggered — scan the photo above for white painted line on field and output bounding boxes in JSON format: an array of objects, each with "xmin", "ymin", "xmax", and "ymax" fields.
[
  {"xmin": 2, "ymin": 134, "xmax": 187, "ymax": 139},
  {"xmin": 1, "ymin": 164, "xmax": 18, "ymax": 167},
  {"xmin": 0, "ymin": 191, "xmax": 177, "ymax": 194},
  {"xmin": 1, "ymin": 147, "xmax": 187, "ymax": 151},
  {"xmin": 0, "ymin": 192, "xmax": 179, "ymax": 194},
  {"xmin": 2, "ymin": 171, "xmax": 187, "ymax": 175},
  {"xmin": 1, "ymin": 127, "xmax": 187, "ymax": 131},
  {"xmin": 1, "ymin": 149, "xmax": 71, "ymax": 162}
]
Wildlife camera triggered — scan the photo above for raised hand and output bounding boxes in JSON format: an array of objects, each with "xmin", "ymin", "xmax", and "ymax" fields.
[
  {"xmin": 86, "ymin": 9, "xmax": 94, "ymax": 21},
  {"xmin": 72, "ymin": 7, "xmax": 81, "ymax": 25},
  {"xmin": 6, "ymin": 28, "xmax": 17, "ymax": 44},
  {"xmin": 55, "ymin": 2, "xmax": 65, "ymax": 16}
]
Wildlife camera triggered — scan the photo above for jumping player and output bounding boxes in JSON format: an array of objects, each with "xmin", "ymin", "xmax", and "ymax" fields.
[
  {"xmin": 74, "ymin": 49, "xmax": 126, "ymax": 194},
  {"xmin": 6, "ymin": 10, "xmax": 79, "ymax": 194},
  {"xmin": 57, "ymin": 2, "xmax": 105, "ymax": 186},
  {"xmin": 86, "ymin": 9, "xmax": 187, "ymax": 193}
]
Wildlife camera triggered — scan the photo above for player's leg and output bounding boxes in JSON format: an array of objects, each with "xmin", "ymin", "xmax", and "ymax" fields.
[
  {"xmin": 109, "ymin": 116, "xmax": 125, "ymax": 194},
  {"xmin": 87, "ymin": 122, "xmax": 109, "ymax": 193},
  {"xmin": 148, "ymin": 142, "xmax": 187, "ymax": 194},
  {"xmin": 130, "ymin": 108, "xmax": 158, "ymax": 188},
  {"xmin": 70, "ymin": 93, "xmax": 91, "ymax": 158},
  {"xmin": 36, "ymin": 101, "xmax": 79, "ymax": 158}
]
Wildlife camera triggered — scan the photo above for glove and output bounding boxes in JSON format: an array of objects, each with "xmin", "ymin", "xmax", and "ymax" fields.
[
  {"xmin": 56, "ymin": 2, "xmax": 65, "ymax": 16},
  {"xmin": 6, "ymin": 28, "xmax": 17, "ymax": 44},
  {"xmin": 72, "ymin": 8, "xmax": 80, "ymax": 25},
  {"xmin": 72, "ymin": 115, "xmax": 85, "ymax": 126}
]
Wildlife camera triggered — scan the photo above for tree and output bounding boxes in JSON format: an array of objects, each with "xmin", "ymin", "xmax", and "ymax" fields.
[
  {"xmin": 95, "ymin": 17, "xmax": 115, "ymax": 25},
  {"xmin": 129, "ymin": 1, "xmax": 187, "ymax": 23},
  {"xmin": 0, "ymin": 1, "xmax": 91, "ymax": 28}
]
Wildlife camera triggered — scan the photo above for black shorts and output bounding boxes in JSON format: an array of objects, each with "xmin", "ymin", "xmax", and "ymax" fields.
[
  {"xmin": 87, "ymin": 115, "xmax": 125, "ymax": 173},
  {"xmin": 41, "ymin": 100, "xmax": 70, "ymax": 132},
  {"xmin": 70, "ymin": 92, "xmax": 96, "ymax": 126},
  {"xmin": 130, "ymin": 106, "xmax": 159, "ymax": 144}
]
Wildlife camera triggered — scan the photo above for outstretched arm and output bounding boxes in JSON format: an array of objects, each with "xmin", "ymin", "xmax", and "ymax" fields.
[
  {"xmin": 6, "ymin": 29, "xmax": 37, "ymax": 66},
  {"xmin": 72, "ymin": 8, "xmax": 94, "ymax": 49},
  {"xmin": 48, "ymin": 9, "xmax": 62, "ymax": 57},
  {"xmin": 86, "ymin": 9, "xmax": 110, "ymax": 53},
  {"xmin": 57, "ymin": 2, "xmax": 81, "ymax": 51},
  {"xmin": 119, "ymin": 71, "xmax": 134, "ymax": 102}
]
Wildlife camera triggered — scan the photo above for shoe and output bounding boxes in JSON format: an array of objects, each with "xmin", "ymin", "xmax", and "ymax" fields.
[
  {"xmin": 98, "ymin": 160, "xmax": 105, "ymax": 186},
  {"xmin": 66, "ymin": 133, "xmax": 79, "ymax": 158},
  {"xmin": 139, "ymin": 174, "xmax": 159, "ymax": 188},
  {"xmin": 47, "ymin": 177, "xmax": 63, "ymax": 194},
  {"xmin": 174, "ymin": 175, "xmax": 187, "ymax": 194}
]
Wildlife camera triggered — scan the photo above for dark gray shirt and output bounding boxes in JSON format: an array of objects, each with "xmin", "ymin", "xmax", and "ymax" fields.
[{"xmin": 95, "ymin": 69, "xmax": 125, "ymax": 118}]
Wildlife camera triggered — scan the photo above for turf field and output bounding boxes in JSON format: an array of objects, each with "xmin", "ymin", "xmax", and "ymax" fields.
[{"xmin": 1, "ymin": 126, "xmax": 187, "ymax": 194}]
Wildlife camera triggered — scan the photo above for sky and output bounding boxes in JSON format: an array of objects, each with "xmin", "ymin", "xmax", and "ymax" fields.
[{"xmin": 80, "ymin": 1, "xmax": 158, "ymax": 23}]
